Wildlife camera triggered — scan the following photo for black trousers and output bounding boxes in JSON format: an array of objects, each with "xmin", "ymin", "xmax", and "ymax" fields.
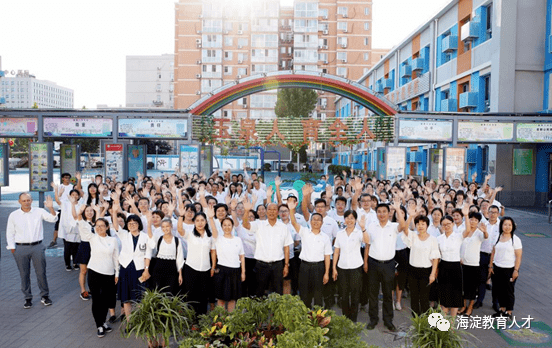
[
  {"xmin": 242, "ymin": 257, "xmax": 257, "ymax": 298},
  {"xmin": 338, "ymin": 266, "xmax": 362, "ymax": 322},
  {"xmin": 477, "ymin": 252, "xmax": 497, "ymax": 307},
  {"xmin": 360, "ymin": 247, "xmax": 369, "ymax": 306},
  {"xmin": 63, "ymin": 240, "xmax": 80, "ymax": 267},
  {"xmin": 255, "ymin": 260, "xmax": 284, "ymax": 296},
  {"xmin": 184, "ymin": 264, "xmax": 210, "ymax": 316},
  {"xmin": 462, "ymin": 265, "xmax": 479, "ymax": 301},
  {"xmin": 299, "ymin": 261, "xmax": 325, "ymax": 308},
  {"xmin": 491, "ymin": 265, "xmax": 517, "ymax": 311},
  {"xmin": 408, "ymin": 266, "xmax": 432, "ymax": 316},
  {"xmin": 368, "ymin": 257, "xmax": 395, "ymax": 325},
  {"xmin": 88, "ymin": 269, "xmax": 116, "ymax": 328}
]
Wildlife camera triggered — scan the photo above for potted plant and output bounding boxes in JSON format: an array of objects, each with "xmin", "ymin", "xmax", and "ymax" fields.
[{"xmin": 123, "ymin": 288, "xmax": 195, "ymax": 347}]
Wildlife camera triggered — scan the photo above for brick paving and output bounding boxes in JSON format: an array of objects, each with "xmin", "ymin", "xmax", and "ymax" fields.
[{"xmin": 1, "ymin": 205, "xmax": 550, "ymax": 348}]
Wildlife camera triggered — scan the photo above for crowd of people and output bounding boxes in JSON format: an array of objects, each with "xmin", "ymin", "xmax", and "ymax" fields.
[{"xmin": 6, "ymin": 166, "xmax": 523, "ymax": 339}]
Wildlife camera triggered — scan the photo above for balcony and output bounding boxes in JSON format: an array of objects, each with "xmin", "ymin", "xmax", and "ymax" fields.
[
  {"xmin": 442, "ymin": 35, "xmax": 458, "ymax": 53},
  {"xmin": 459, "ymin": 91, "xmax": 478, "ymax": 108},
  {"xmin": 152, "ymin": 100, "xmax": 164, "ymax": 106},
  {"xmin": 440, "ymin": 98, "xmax": 457, "ymax": 112},
  {"xmin": 412, "ymin": 57, "xmax": 424, "ymax": 71},
  {"xmin": 0, "ymin": 97, "xmax": 5, "ymax": 104},
  {"xmin": 400, "ymin": 65, "xmax": 412, "ymax": 78},
  {"xmin": 461, "ymin": 21, "xmax": 479, "ymax": 42},
  {"xmin": 375, "ymin": 83, "xmax": 383, "ymax": 93},
  {"xmin": 383, "ymin": 78, "xmax": 393, "ymax": 89}
]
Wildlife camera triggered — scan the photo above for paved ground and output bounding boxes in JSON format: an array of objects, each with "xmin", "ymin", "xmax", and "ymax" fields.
[{"xmin": 1, "ymin": 170, "xmax": 551, "ymax": 347}]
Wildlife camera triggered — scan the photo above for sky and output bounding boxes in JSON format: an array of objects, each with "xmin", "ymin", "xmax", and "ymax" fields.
[{"xmin": 0, "ymin": 0, "xmax": 450, "ymax": 109}]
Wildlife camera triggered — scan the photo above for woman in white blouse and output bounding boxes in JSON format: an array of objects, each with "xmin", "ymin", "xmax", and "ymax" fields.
[
  {"xmin": 77, "ymin": 218, "xmax": 119, "ymax": 338},
  {"xmin": 489, "ymin": 217, "xmax": 522, "ymax": 318},
  {"xmin": 396, "ymin": 204, "xmax": 441, "ymax": 317},
  {"xmin": 206, "ymin": 207, "xmax": 245, "ymax": 312},
  {"xmin": 181, "ymin": 211, "xmax": 214, "ymax": 316},
  {"xmin": 111, "ymin": 201, "xmax": 149, "ymax": 322},
  {"xmin": 427, "ymin": 207, "xmax": 443, "ymax": 309},
  {"xmin": 332, "ymin": 210, "xmax": 370, "ymax": 322},
  {"xmin": 436, "ymin": 215, "xmax": 468, "ymax": 317},
  {"xmin": 144, "ymin": 216, "xmax": 184, "ymax": 296},
  {"xmin": 459, "ymin": 212, "xmax": 488, "ymax": 316}
]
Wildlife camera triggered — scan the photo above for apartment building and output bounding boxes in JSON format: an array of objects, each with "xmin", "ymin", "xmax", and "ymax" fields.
[
  {"xmin": 0, "ymin": 70, "xmax": 73, "ymax": 109},
  {"xmin": 126, "ymin": 54, "xmax": 175, "ymax": 108},
  {"xmin": 174, "ymin": 0, "xmax": 373, "ymax": 120}
]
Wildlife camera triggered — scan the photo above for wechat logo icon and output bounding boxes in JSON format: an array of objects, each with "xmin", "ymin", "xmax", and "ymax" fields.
[{"xmin": 428, "ymin": 313, "xmax": 450, "ymax": 332}]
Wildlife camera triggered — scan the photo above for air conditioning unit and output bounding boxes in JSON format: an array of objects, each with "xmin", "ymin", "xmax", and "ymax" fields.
[
  {"xmin": 341, "ymin": 59, "xmax": 347, "ymax": 63},
  {"xmin": 321, "ymin": 105, "xmax": 326, "ymax": 109},
  {"xmin": 323, "ymin": 45, "xmax": 328, "ymax": 49},
  {"xmin": 288, "ymin": 52, "xmax": 292, "ymax": 56},
  {"xmin": 224, "ymin": 30, "xmax": 229, "ymax": 34},
  {"xmin": 237, "ymin": 30, "xmax": 243, "ymax": 35},
  {"xmin": 197, "ymin": 30, "xmax": 201, "ymax": 34},
  {"xmin": 196, "ymin": 91, "xmax": 201, "ymax": 95},
  {"xmin": 238, "ymin": 45, "xmax": 242, "ymax": 49},
  {"xmin": 196, "ymin": 39, "xmax": 202, "ymax": 44},
  {"xmin": 323, "ymin": 15, "xmax": 328, "ymax": 19},
  {"xmin": 318, "ymin": 45, "xmax": 323, "ymax": 49},
  {"xmin": 197, "ymin": 44, "xmax": 202, "ymax": 48},
  {"xmin": 196, "ymin": 74, "xmax": 201, "ymax": 78},
  {"xmin": 343, "ymin": 29, "xmax": 348, "ymax": 33},
  {"xmin": 343, "ymin": 13, "xmax": 348, "ymax": 18},
  {"xmin": 323, "ymin": 30, "xmax": 328, "ymax": 35},
  {"xmin": 237, "ymin": 75, "xmax": 242, "ymax": 79},
  {"xmin": 196, "ymin": 60, "xmax": 202, "ymax": 64},
  {"xmin": 341, "ymin": 44, "xmax": 347, "ymax": 48},
  {"xmin": 199, "ymin": 14, "xmax": 203, "ymax": 18},
  {"xmin": 242, "ymin": 104, "xmax": 247, "ymax": 108}
]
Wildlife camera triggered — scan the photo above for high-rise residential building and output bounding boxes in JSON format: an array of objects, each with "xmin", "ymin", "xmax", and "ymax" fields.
[
  {"xmin": 126, "ymin": 54, "xmax": 175, "ymax": 108},
  {"xmin": 174, "ymin": 0, "xmax": 373, "ymax": 120},
  {"xmin": 0, "ymin": 70, "xmax": 73, "ymax": 109}
]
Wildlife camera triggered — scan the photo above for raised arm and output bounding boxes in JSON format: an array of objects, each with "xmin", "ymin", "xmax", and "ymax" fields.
[
  {"xmin": 205, "ymin": 206, "xmax": 219, "ymax": 240},
  {"xmin": 287, "ymin": 200, "xmax": 301, "ymax": 233},
  {"xmin": 242, "ymin": 197, "xmax": 253, "ymax": 230},
  {"xmin": 51, "ymin": 182, "xmax": 62, "ymax": 206},
  {"xmin": 275, "ymin": 176, "xmax": 282, "ymax": 205},
  {"xmin": 301, "ymin": 184, "xmax": 313, "ymax": 221},
  {"xmin": 351, "ymin": 177, "xmax": 363, "ymax": 211}
]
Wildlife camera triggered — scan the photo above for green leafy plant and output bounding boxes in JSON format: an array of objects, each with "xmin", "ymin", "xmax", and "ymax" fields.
[
  {"xmin": 327, "ymin": 165, "xmax": 351, "ymax": 176},
  {"xmin": 406, "ymin": 308, "xmax": 477, "ymax": 348},
  {"xmin": 299, "ymin": 172, "xmax": 320, "ymax": 183},
  {"xmin": 123, "ymin": 288, "xmax": 195, "ymax": 347}
]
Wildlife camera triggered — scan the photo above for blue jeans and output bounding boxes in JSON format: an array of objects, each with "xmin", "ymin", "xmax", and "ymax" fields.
[{"xmin": 13, "ymin": 243, "xmax": 49, "ymax": 300}]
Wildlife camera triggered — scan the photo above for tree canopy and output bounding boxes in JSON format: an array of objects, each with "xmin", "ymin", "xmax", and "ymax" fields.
[{"xmin": 274, "ymin": 88, "xmax": 318, "ymax": 119}]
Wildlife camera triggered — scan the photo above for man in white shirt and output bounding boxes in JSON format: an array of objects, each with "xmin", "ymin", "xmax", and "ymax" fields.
[
  {"xmin": 327, "ymin": 196, "xmax": 347, "ymax": 230},
  {"xmin": 48, "ymin": 172, "xmax": 75, "ymax": 248},
  {"xmin": 242, "ymin": 201, "xmax": 293, "ymax": 296},
  {"xmin": 6, "ymin": 193, "xmax": 58, "ymax": 309},
  {"xmin": 251, "ymin": 180, "xmax": 267, "ymax": 210},
  {"xmin": 475, "ymin": 205, "xmax": 501, "ymax": 310},
  {"xmin": 211, "ymin": 182, "xmax": 227, "ymax": 203},
  {"xmin": 366, "ymin": 203, "xmax": 406, "ymax": 332}
]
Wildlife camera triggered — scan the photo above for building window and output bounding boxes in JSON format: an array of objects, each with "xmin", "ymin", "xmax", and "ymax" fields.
[
  {"xmin": 364, "ymin": 37, "xmax": 369, "ymax": 46},
  {"xmin": 364, "ymin": 22, "xmax": 370, "ymax": 31},
  {"xmin": 364, "ymin": 53, "xmax": 370, "ymax": 61},
  {"xmin": 483, "ymin": 74, "xmax": 491, "ymax": 111},
  {"xmin": 364, "ymin": 7, "xmax": 370, "ymax": 16},
  {"xmin": 337, "ymin": 7, "xmax": 348, "ymax": 17},
  {"xmin": 486, "ymin": 4, "xmax": 493, "ymax": 40},
  {"xmin": 337, "ymin": 52, "xmax": 347, "ymax": 61},
  {"xmin": 336, "ymin": 67, "xmax": 347, "ymax": 77},
  {"xmin": 337, "ymin": 22, "xmax": 347, "ymax": 31},
  {"xmin": 224, "ymin": 51, "xmax": 232, "ymax": 60},
  {"xmin": 225, "ymin": 37, "xmax": 233, "ymax": 46},
  {"xmin": 319, "ymin": 8, "xmax": 328, "ymax": 18},
  {"xmin": 442, "ymin": 90, "xmax": 450, "ymax": 100}
]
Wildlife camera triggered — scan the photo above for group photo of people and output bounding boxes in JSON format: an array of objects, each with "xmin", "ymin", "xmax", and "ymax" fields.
[{"xmin": 6, "ymin": 167, "xmax": 522, "ymax": 339}]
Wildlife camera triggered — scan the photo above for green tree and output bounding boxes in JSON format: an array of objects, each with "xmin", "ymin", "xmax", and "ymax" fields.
[{"xmin": 274, "ymin": 88, "xmax": 318, "ymax": 119}]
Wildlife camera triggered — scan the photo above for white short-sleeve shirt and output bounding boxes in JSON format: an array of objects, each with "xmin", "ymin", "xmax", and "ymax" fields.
[
  {"xmin": 461, "ymin": 229, "xmax": 487, "ymax": 266},
  {"xmin": 437, "ymin": 232, "xmax": 464, "ymax": 262},
  {"xmin": 368, "ymin": 221, "xmax": 400, "ymax": 261},
  {"xmin": 334, "ymin": 228, "xmax": 365, "ymax": 269},
  {"xmin": 184, "ymin": 231, "xmax": 213, "ymax": 272},
  {"xmin": 401, "ymin": 231, "xmax": 441, "ymax": 268},
  {"xmin": 248, "ymin": 220, "xmax": 293, "ymax": 262},
  {"xmin": 297, "ymin": 226, "xmax": 333, "ymax": 262},
  {"xmin": 493, "ymin": 235, "xmax": 522, "ymax": 268},
  {"xmin": 214, "ymin": 235, "xmax": 245, "ymax": 268}
]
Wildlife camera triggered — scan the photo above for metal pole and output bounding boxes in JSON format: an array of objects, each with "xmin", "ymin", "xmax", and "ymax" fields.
[{"xmin": 38, "ymin": 114, "xmax": 44, "ymax": 208}]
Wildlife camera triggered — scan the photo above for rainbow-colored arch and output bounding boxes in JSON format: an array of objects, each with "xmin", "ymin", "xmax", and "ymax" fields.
[{"xmin": 188, "ymin": 71, "xmax": 397, "ymax": 116}]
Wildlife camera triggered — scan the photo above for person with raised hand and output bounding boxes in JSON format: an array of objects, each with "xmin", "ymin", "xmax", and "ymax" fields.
[
  {"xmin": 242, "ymin": 195, "xmax": 292, "ymax": 296},
  {"xmin": 77, "ymin": 216, "xmax": 119, "ymax": 338},
  {"xmin": 396, "ymin": 203, "xmax": 440, "ymax": 317},
  {"xmin": 332, "ymin": 211, "xmax": 370, "ymax": 322},
  {"xmin": 206, "ymin": 206, "xmax": 245, "ymax": 312},
  {"xmin": 72, "ymin": 199, "xmax": 99, "ymax": 301},
  {"xmin": 287, "ymin": 199, "xmax": 332, "ymax": 308}
]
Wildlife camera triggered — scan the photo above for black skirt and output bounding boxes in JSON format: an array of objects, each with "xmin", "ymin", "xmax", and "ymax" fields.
[
  {"xmin": 438, "ymin": 260, "xmax": 463, "ymax": 308},
  {"xmin": 462, "ymin": 265, "xmax": 479, "ymax": 300},
  {"xmin": 150, "ymin": 258, "xmax": 180, "ymax": 296},
  {"xmin": 118, "ymin": 261, "xmax": 145, "ymax": 303},
  {"xmin": 214, "ymin": 265, "xmax": 242, "ymax": 301},
  {"xmin": 75, "ymin": 241, "xmax": 91, "ymax": 265}
]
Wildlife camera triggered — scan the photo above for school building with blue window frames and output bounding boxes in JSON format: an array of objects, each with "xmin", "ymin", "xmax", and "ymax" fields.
[{"xmin": 333, "ymin": 0, "xmax": 552, "ymax": 207}]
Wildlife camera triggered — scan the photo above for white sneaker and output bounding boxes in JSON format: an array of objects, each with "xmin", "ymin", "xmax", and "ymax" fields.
[
  {"xmin": 395, "ymin": 302, "xmax": 402, "ymax": 311},
  {"xmin": 392, "ymin": 301, "xmax": 395, "ymax": 310}
]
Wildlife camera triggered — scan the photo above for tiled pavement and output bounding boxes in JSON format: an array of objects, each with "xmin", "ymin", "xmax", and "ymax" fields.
[{"xmin": 1, "ymin": 205, "xmax": 551, "ymax": 348}]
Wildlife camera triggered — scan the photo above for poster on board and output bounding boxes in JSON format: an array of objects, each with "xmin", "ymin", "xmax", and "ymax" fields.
[
  {"xmin": 127, "ymin": 145, "xmax": 147, "ymax": 179},
  {"xmin": 443, "ymin": 147, "xmax": 466, "ymax": 180},
  {"xmin": 118, "ymin": 119, "xmax": 188, "ymax": 139},
  {"xmin": 0, "ymin": 144, "xmax": 9, "ymax": 186},
  {"xmin": 376, "ymin": 147, "xmax": 386, "ymax": 180},
  {"xmin": 516, "ymin": 123, "xmax": 552, "ymax": 142},
  {"xmin": 60, "ymin": 144, "xmax": 80, "ymax": 178},
  {"xmin": 44, "ymin": 117, "xmax": 113, "ymax": 137},
  {"xmin": 29, "ymin": 142, "xmax": 53, "ymax": 192},
  {"xmin": 180, "ymin": 145, "xmax": 199, "ymax": 174},
  {"xmin": 385, "ymin": 147, "xmax": 406, "ymax": 182},
  {"xmin": 429, "ymin": 148, "xmax": 443, "ymax": 181},
  {"xmin": 457, "ymin": 122, "xmax": 514, "ymax": 142},
  {"xmin": 0, "ymin": 118, "xmax": 38, "ymax": 137},
  {"xmin": 105, "ymin": 144, "xmax": 126, "ymax": 182},
  {"xmin": 398, "ymin": 120, "xmax": 453, "ymax": 142},
  {"xmin": 513, "ymin": 149, "xmax": 533, "ymax": 175}
]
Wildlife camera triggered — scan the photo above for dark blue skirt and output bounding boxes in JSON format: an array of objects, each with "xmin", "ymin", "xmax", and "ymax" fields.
[
  {"xmin": 118, "ymin": 261, "xmax": 145, "ymax": 303},
  {"xmin": 75, "ymin": 241, "xmax": 91, "ymax": 265}
]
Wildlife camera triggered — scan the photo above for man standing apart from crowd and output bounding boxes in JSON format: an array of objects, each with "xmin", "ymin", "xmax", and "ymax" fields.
[{"xmin": 6, "ymin": 193, "xmax": 58, "ymax": 309}]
